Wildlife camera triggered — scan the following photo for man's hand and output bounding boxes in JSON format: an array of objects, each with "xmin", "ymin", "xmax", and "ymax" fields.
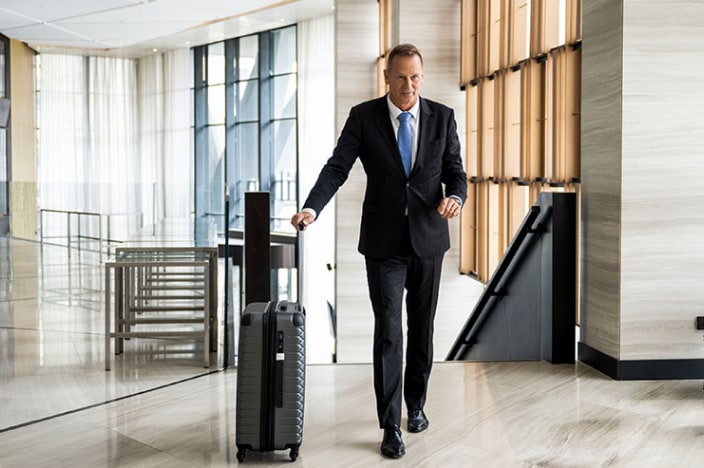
[
  {"xmin": 291, "ymin": 211, "xmax": 315, "ymax": 231},
  {"xmin": 437, "ymin": 197, "xmax": 461, "ymax": 219}
]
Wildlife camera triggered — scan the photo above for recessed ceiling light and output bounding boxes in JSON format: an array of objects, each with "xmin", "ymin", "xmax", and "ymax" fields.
[{"xmin": 152, "ymin": 48, "xmax": 158, "ymax": 53}]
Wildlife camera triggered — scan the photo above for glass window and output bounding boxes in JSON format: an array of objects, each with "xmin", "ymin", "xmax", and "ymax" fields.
[
  {"xmin": 272, "ymin": 28, "xmax": 297, "ymax": 74},
  {"xmin": 194, "ymin": 25, "xmax": 297, "ymax": 235},
  {"xmin": 208, "ymin": 42, "xmax": 225, "ymax": 85},
  {"xmin": 208, "ymin": 84, "xmax": 225, "ymax": 125},
  {"xmin": 239, "ymin": 35, "xmax": 259, "ymax": 80},
  {"xmin": 232, "ymin": 122, "xmax": 259, "ymax": 227},
  {"xmin": 273, "ymin": 75, "xmax": 296, "ymax": 119},
  {"xmin": 271, "ymin": 120, "xmax": 296, "ymax": 231},
  {"xmin": 236, "ymin": 80, "xmax": 258, "ymax": 122}
]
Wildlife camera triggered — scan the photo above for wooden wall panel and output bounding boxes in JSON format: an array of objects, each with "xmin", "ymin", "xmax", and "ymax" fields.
[
  {"xmin": 510, "ymin": 0, "xmax": 531, "ymax": 64},
  {"xmin": 503, "ymin": 68, "xmax": 522, "ymax": 179},
  {"xmin": 480, "ymin": 79, "xmax": 496, "ymax": 178},
  {"xmin": 566, "ymin": 0, "xmax": 582, "ymax": 43},
  {"xmin": 529, "ymin": 0, "xmax": 545, "ymax": 57},
  {"xmin": 476, "ymin": 0, "xmax": 489, "ymax": 77},
  {"xmin": 523, "ymin": 59, "xmax": 545, "ymax": 181},
  {"xmin": 476, "ymin": 181, "xmax": 490, "ymax": 280},
  {"xmin": 378, "ymin": 0, "xmax": 393, "ymax": 56},
  {"xmin": 460, "ymin": 0, "xmax": 581, "ymax": 283},
  {"xmin": 460, "ymin": 182, "xmax": 478, "ymax": 274},
  {"xmin": 565, "ymin": 45, "xmax": 581, "ymax": 181},
  {"xmin": 466, "ymin": 84, "xmax": 480, "ymax": 178},
  {"xmin": 543, "ymin": 52, "xmax": 555, "ymax": 183},
  {"xmin": 461, "ymin": 0, "xmax": 478, "ymax": 84},
  {"xmin": 543, "ymin": 0, "xmax": 563, "ymax": 51},
  {"xmin": 487, "ymin": 182, "xmax": 501, "ymax": 276},
  {"xmin": 508, "ymin": 182, "xmax": 530, "ymax": 237}
]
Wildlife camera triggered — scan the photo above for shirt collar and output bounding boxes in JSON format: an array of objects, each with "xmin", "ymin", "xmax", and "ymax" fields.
[{"xmin": 387, "ymin": 95, "xmax": 420, "ymax": 121}]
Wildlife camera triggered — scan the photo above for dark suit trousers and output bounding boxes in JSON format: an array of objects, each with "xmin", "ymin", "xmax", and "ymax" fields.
[{"xmin": 364, "ymin": 222, "xmax": 443, "ymax": 429}]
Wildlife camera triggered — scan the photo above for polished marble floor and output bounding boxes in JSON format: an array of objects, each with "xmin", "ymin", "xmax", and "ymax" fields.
[{"xmin": 1, "ymin": 237, "xmax": 704, "ymax": 467}]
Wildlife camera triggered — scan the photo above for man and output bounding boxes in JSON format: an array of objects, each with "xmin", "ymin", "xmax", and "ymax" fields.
[{"xmin": 290, "ymin": 43, "xmax": 467, "ymax": 459}]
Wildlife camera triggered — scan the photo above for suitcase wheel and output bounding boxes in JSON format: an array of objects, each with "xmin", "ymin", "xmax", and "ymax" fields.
[
  {"xmin": 289, "ymin": 447, "xmax": 299, "ymax": 462},
  {"xmin": 236, "ymin": 448, "xmax": 246, "ymax": 463}
]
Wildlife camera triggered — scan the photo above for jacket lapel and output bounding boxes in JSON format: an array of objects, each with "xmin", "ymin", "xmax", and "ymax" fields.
[{"xmin": 414, "ymin": 97, "xmax": 435, "ymax": 175}]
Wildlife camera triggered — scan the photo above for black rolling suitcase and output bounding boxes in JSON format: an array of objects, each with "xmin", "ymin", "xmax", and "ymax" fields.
[{"xmin": 236, "ymin": 301, "xmax": 305, "ymax": 462}]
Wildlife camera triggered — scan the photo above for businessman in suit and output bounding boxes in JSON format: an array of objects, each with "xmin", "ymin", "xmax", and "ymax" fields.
[{"xmin": 290, "ymin": 43, "xmax": 467, "ymax": 459}]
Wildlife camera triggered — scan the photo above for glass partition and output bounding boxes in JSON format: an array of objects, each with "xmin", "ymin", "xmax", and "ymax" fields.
[{"xmin": 194, "ymin": 26, "xmax": 297, "ymax": 235}]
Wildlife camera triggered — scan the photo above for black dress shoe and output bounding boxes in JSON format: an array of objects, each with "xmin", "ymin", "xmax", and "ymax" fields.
[
  {"xmin": 380, "ymin": 425, "xmax": 405, "ymax": 459},
  {"xmin": 407, "ymin": 409, "xmax": 429, "ymax": 433}
]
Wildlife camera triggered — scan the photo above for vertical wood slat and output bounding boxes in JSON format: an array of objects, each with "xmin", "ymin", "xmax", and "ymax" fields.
[
  {"xmin": 503, "ymin": 67, "xmax": 522, "ymax": 180},
  {"xmin": 521, "ymin": 58, "xmax": 545, "ymax": 182},
  {"xmin": 510, "ymin": 0, "xmax": 530, "ymax": 64},
  {"xmin": 377, "ymin": 0, "xmax": 391, "ymax": 98},
  {"xmin": 487, "ymin": 182, "xmax": 500, "ymax": 277},
  {"xmin": 508, "ymin": 182, "xmax": 530, "ymax": 237},
  {"xmin": 460, "ymin": 182, "xmax": 478, "ymax": 275},
  {"xmin": 488, "ymin": 0, "xmax": 505, "ymax": 74},
  {"xmin": 549, "ymin": 46, "xmax": 581, "ymax": 184},
  {"xmin": 480, "ymin": 78, "xmax": 495, "ymax": 179},
  {"xmin": 378, "ymin": 0, "xmax": 392, "ymax": 57},
  {"xmin": 461, "ymin": 0, "xmax": 478, "ymax": 84},
  {"xmin": 466, "ymin": 83, "xmax": 480, "ymax": 179},
  {"xmin": 544, "ymin": 52, "xmax": 555, "ymax": 183},
  {"xmin": 476, "ymin": 180, "xmax": 490, "ymax": 281},
  {"xmin": 476, "ymin": 0, "xmax": 489, "ymax": 77},
  {"xmin": 552, "ymin": 47, "xmax": 566, "ymax": 184},
  {"xmin": 497, "ymin": 181, "xmax": 509, "ymax": 260},
  {"xmin": 565, "ymin": 45, "xmax": 581, "ymax": 182},
  {"xmin": 498, "ymin": 0, "xmax": 511, "ymax": 71},
  {"xmin": 543, "ymin": 0, "xmax": 562, "ymax": 52},
  {"xmin": 565, "ymin": 0, "xmax": 582, "ymax": 43},
  {"xmin": 529, "ymin": 0, "xmax": 544, "ymax": 58},
  {"xmin": 493, "ymin": 72, "xmax": 505, "ymax": 180}
]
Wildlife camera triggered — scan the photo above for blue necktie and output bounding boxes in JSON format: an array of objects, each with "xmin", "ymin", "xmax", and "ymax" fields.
[{"xmin": 397, "ymin": 112, "xmax": 412, "ymax": 177}]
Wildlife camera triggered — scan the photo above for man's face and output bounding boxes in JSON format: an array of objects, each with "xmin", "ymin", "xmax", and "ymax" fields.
[{"xmin": 384, "ymin": 54, "xmax": 424, "ymax": 111}]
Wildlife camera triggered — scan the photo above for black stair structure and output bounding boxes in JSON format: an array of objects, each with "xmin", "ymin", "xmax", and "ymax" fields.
[{"xmin": 446, "ymin": 191, "xmax": 576, "ymax": 363}]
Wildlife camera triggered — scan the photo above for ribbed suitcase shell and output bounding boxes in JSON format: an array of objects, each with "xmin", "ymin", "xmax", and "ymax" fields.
[{"xmin": 236, "ymin": 301, "xmax": 305, "ymax": 462}]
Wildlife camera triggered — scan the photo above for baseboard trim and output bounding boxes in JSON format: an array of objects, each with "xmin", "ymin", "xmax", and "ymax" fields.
[{"xmin": 578, "ymin": 342, "xmax": 704, "ymax": 380}]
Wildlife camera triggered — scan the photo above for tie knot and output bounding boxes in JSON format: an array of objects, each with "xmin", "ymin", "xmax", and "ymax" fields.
[{"xmin": 398, "ymin": 112, "xmax": 411, "ymax": 123}]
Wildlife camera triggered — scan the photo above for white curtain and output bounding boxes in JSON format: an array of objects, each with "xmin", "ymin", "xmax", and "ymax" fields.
[
  {"xmin": 138, "ymin": 49, "xmax": 192, "ymax": 223},
  {"xmin": 38, "ymin": 54, "xmax": 89, "ymax": 211},
  {"xmin": 38, "ymin": 50, "xmax": 192, "ymax": 241},
  {"xmin": 298, "ymin": 14, "xmax": 336, "ymax": 363}
]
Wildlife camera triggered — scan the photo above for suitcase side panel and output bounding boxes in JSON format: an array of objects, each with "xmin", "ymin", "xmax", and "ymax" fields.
[
  {"xmin": 235, "ymin": 302, "xmax": 269, "ymax": 451},
  {"xmin": 272, "ymin": 308, "xmax": 305, "ymax": 450}
]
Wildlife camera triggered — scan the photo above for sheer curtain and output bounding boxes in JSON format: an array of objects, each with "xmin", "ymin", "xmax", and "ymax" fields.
[
  {"xmin": 38, "ymin": 54, "xmax": 89, "ymax": 211},
  {"xmin": 138, "ymin": 49, "xmax": 192, "ymax": 223},
  {"xmin": 38, "ymin": 50, "xmax": 192, "ymax": 241},
  {"xmin": 298, "ymin": 14, "xmax": 335, "ymax": 363}
]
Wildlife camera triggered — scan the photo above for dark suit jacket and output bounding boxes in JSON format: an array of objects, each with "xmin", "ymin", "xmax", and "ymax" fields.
[{"xmin": 303, "ymin": 95, "xmax": 468, "ymax": 259}]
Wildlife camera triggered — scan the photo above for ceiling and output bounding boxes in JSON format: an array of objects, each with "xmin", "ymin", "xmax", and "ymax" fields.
[{"xmin": 0, "ymin": 0, "xmax": 334, "ymax": 58}]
